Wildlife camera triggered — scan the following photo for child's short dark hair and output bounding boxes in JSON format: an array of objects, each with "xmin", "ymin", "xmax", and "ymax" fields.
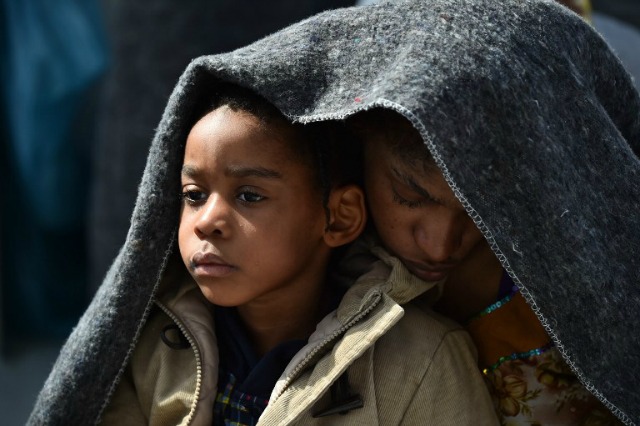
[{"xmin": 191, "ymin": 83, "xmax": 362, "ymax": 218}]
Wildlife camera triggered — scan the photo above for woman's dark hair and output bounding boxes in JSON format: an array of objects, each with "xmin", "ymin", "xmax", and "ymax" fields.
[{"xmin": 349, "ymin": 108, "xmax": 437, "ymax": 175}]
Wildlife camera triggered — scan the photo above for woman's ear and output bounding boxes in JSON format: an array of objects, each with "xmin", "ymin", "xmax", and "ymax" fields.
[{"xmin": 323, "ymin": 185, "xmax": 367, "ymax": 248}]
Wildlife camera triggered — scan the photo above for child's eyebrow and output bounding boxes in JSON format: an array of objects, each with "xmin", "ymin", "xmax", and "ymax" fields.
[
  {"xmin": 181, "ymin": 164, "xmax": 282, "ymax": 180},
  {"xmin": 226, "ymin": 165, "xmax": 283, "ymax": 179},
  {"xmin": 181, "ymin": 164, "xmax": 200, "ymax": 178}
]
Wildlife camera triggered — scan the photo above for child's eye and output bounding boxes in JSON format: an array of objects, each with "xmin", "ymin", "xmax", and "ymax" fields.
[
  {"xmin": 237, "ymin": 190, "xmax": 265, "ymax": 203},
  {"xmin": 181, "ymin": 190, "xmax": 207, "ymax": 205}
]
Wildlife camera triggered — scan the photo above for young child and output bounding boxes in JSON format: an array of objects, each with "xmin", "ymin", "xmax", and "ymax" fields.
[{"xmin": 98, "ymin": 84, "xmax": 496, "ymax": 425}]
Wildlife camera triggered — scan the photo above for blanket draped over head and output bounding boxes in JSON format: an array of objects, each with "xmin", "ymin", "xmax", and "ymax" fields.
[{"xmin": 29, "ymin": 0, "xmax": 640, "ymax": 424}]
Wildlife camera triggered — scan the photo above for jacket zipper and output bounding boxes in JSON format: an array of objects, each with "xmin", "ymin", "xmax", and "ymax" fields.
[
  {"xmin": 272, "ymin": 290, "xmax": 383, "ymax": 401},
  {"xmin": 156, "ymin": 301, "xmax": 203, "ymax": 426}
]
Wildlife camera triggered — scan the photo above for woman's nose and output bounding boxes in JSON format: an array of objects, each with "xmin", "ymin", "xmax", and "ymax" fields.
[
  {"xmin": 194, "ymin": 195, "xmax": 231, "ymax": 239},
  {"xmin": 414, "ymin": 214, "xmax": 462, "ymax": 264}
]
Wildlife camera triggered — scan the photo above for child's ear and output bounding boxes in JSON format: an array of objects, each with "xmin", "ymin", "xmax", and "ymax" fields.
[{"xmin": 324, "ymin": 185, "xmax": 367, "ymax": 248}]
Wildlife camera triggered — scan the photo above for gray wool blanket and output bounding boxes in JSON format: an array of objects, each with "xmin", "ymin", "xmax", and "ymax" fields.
[{"xmin": 29, "ymin": 0, "xmax": 640, "ymax": 424}]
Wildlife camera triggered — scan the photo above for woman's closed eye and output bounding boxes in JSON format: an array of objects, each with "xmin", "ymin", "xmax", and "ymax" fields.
[
  {"xmin": 390, "ymin": 168, "xmax": 440, "ymax": 209},
  {"xmin": 391, "ymin": 185, "xmax": 437, "ymax": 209},
  {"xmin": 392, "ymin": 188, "xmax": 425, "ymax": 209}
]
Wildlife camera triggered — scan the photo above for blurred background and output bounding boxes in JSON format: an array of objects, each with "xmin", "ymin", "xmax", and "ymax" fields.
[{"xmin": 0, "ymin": 0, "xmax": 638, "ymax": 424}]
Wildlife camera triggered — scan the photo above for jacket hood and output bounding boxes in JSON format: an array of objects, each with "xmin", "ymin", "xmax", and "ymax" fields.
[{"xmin": 30, "ymin": 0, "xmax": 640, "ymax": 424}]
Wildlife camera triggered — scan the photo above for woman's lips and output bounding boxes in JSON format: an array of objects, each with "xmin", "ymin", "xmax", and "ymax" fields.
[
  {"xmin": 404, "ymin": 260, "xmax": 454, "ymax": 282},
  {"xmin": 190, "ymin": 252, "xmax": 237, "ymax": 278}
]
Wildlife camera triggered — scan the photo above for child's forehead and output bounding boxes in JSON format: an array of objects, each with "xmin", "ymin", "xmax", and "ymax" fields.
[
  {"xmin": 195, "ymin": 106, "xmax": 297, "ymax": 144},
  {"xmin": 185, "ymin": 106, "xmax": 313, "ymax": 169}
]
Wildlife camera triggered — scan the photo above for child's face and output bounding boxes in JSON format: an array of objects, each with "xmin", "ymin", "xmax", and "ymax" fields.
[{"xmin": 178, "ymin": 106, "xmax": 331, "ymax": 308}]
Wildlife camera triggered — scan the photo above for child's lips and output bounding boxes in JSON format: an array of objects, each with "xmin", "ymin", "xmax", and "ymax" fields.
[{"xmin": 191, "ymin": 252, "xmax": 237, "ymax": 277}]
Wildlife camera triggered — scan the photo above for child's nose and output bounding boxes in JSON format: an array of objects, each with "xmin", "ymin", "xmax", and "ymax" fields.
[{"xmin": 195, "ymin": 195, "xmax": 231, "ymax": 238}]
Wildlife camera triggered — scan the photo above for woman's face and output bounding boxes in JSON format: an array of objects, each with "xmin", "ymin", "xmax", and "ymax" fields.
[{"xmin": 362, "ymin": 123, "xmax": 487, "ymax": 283}]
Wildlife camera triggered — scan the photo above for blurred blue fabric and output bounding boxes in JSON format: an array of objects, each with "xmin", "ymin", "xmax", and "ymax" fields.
[
  {"xmin": 1, "ymin": 0, "xmax": 108, "ymax": 343},
  {"xmin": 3, "ymin": 0, "xmax": 107, "ymax": 228}
]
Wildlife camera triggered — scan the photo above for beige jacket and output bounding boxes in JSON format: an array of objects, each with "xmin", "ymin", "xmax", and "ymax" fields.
[{"xmin": 101, "ymin": 246, "xmax": 498, "ymax": 425}]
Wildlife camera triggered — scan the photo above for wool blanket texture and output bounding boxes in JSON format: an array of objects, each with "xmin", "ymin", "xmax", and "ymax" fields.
[{"xmin": 29, "ymin": 0, "xmax": 640, "ymax": 424}]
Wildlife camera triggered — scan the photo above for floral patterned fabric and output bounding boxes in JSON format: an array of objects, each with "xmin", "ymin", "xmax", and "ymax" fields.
[{"xmin": 467, "ymin": 290, "xmax": 621, "ymax": 425}]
